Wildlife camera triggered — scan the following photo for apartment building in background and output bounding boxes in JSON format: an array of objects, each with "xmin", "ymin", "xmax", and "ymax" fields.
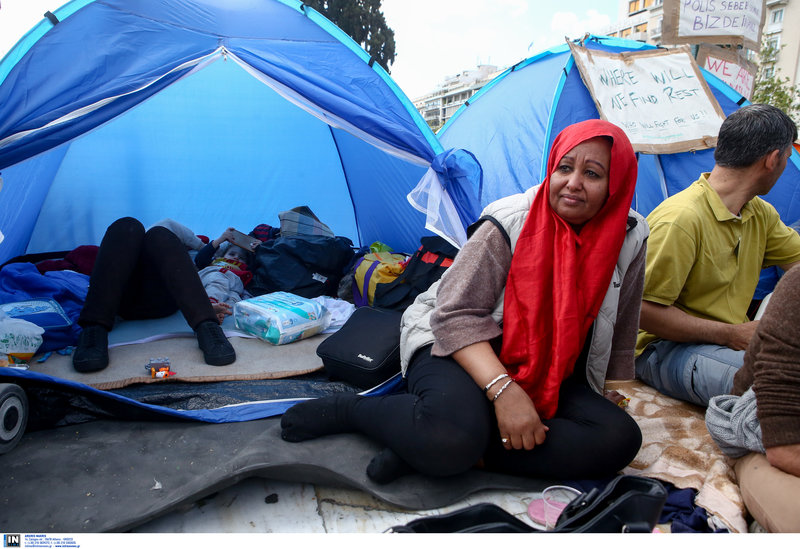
[
  {"xmin": 759, "ymin": 0, "xmax": 800, "ymax": 85},
  {"xmin": 412, "ymin": 64, "xmax": 501, "ymax": 131},
  {"xmin": 603, "ymin": 0, "xmax": 800, "ymax": 88}
]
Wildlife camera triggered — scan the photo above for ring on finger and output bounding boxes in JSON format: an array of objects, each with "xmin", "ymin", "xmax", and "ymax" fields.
[{"xmin": 501, "ymin": 437, "xmax": 509, "ymax": 444}]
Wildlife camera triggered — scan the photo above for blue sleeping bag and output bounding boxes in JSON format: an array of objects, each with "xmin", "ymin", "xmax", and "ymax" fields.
[{"xmin": 0, "ymin": 263, "xmax": 89, "ymax": 352}]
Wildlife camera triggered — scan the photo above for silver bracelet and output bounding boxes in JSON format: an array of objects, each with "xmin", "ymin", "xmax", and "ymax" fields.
[
  {"xmin": 492, "ymin": 379, "xmax": 514, "ymax": 402},
  {"xmin": 483, "ymin": 373, "xmax": 509, "ymax": 394}
]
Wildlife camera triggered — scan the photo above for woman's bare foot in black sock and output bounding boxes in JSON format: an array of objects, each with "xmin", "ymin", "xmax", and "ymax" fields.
[
  {"xmin": 280, "ymin": 393, "xmax": 358, "ymax": 442},
  {"xmin": 366, "ymin": 448, "xmax": 414, "ymax": 484}
]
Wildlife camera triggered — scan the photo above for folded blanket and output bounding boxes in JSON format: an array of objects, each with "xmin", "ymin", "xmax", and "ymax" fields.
[
  {"xmin": 705, "ymin": 388, "xmax": 765, "ymax": 458},
  {"xmin": 35, "ymin": 245, "xmax": 99, "ymax": 275}
]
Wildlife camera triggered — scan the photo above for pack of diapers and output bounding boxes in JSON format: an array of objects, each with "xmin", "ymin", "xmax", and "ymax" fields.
[{"xmin": 233, "ymin": 292, "xmax": 330, "ymax": 345}]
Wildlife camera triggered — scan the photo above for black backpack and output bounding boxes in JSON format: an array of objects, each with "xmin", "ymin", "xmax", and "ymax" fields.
[
  {"xmin": 372, "ymin": 235, "xmax": 458, "ymax": 311},
  {"xmin": 249, "ymin": 235, "xmax": 354, "ymax": 298}
]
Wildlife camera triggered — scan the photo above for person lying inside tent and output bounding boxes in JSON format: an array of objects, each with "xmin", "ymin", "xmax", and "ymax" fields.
[
  {"xmin": 154, "ymin": 220, "xmax": 279, "ymax": 321},
  {"xmin": 72, "ymin": 217, "xmax": 236, "ymax": 373},
  {"xmin": 635, "ymin": 105, "xmax": 800, "ymax": 407},
  {"xmin": 280, "ymin": 120, "xmax": 648, "ymax": 484},
  {"xmin": 194, "ymin": 227, "xmax": 260, "ymax": 322},
  {"xmin": 705, "ymin": 265, "xmax": 800, "ymax": 532},
  {"xmin": 193, "ymin": 225, "xmax": 276, "ymax": 269}
]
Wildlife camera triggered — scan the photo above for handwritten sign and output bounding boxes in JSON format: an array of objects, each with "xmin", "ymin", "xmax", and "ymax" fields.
[
  {"xmin": 569, "ymin": 43, "xmax": 726, "ymax": 153},
  {"xmin": 696, "ymin": 44, "xmax": 756, "ymax": 99},
  {"xmin": 661, "ymin": 0, "xmax": 765, "ymax": 50}
]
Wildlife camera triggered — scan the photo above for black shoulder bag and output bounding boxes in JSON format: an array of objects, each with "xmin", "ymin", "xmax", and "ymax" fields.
[{"xmin": 390, "ymin": 475, "xmax": 667, "ymax": 533}]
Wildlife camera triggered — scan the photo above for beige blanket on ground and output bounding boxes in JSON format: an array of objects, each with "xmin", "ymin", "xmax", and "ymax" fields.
[
  {"xmin": 29, "ymin": 331, "xmax": 327, "ymax": 390},
  {"xmin": 608, "ymin": 379, "xmax": 747, "ymax": 532}
]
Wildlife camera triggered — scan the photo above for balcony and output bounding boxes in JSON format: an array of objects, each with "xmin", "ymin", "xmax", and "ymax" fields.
[
  {"xmin": 649, "ymin": 22, "xmax": 663, "ymax": 39},
  {"xmin": 765, "ymin": 21, "xmax": 784, "ymax": 34}
]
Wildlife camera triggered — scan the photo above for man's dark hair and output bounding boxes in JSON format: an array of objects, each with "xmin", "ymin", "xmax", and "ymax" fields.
[{"xmin": 714, "ymin": 104, "xmax": 797, "ymax": 168}]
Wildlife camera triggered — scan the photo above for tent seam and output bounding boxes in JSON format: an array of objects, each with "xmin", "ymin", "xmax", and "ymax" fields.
[{"xmin": 0, "ymin": 50, "xmax": 220, "ymax": 150}]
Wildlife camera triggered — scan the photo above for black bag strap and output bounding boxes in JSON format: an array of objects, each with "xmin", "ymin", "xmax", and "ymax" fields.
[
  {"xmin": 389, "ymin": 503, "xmax": 534, "ymax": 533},
  {"xmin": 468, "ymin": 215, "xmax": 511, "ymax": 249},
  {"xmin": 622, "ymin": 522, "xmax": 654, "ymax": 533}
]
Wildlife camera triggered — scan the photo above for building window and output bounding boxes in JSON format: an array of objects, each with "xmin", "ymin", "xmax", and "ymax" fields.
[
  {"xmin": 763, "ymin": 66, "xmax": 775, "ymax": 79},
  {"xmin": 771, "ymin": 8, "xmax": 784, "ymax": 24},
  {"xmin": 628, "ymin": 0, "xmax": 641, "ymax": 14},
  {"xmin": 621, "ymin": 27, "xmax": 633, "ymax": 38},
  {"xmin": 643, "ymin": 0, "xmax": 654, "ymax": 7},
  {"xmin": 635, "ymin": 22, "xmax": 648, "ymax": 33}
]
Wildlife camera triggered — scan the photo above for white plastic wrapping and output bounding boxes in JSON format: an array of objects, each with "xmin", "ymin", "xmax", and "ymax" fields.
[{"xmin": 0, "ymin": 308, "xmax": 44, "ymax": 362}]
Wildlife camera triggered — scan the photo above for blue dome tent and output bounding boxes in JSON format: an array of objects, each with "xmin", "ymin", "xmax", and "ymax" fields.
[
  {"xmin": 439, "ymin": 35, "xmax": 800, "ymax": 226},
  {"xmin": 0, "ymin": 0, "xmax": 488, "ymax": 433},
  {"xmin": 0, "ymin": 0, "xmax": 480, "ymax": 265}
]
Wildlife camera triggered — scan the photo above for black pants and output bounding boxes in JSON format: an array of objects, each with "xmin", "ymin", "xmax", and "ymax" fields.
[
  {"xmin": 344, "ymin": 346, "xmax": 642, "ymax": 479},
  {"xmin": 78, "ymin": 217, "xmax": 216, "ymax": 331}
]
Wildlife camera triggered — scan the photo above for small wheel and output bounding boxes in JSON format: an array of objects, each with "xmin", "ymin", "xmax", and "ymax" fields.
[{"xmin": 0, "ymin": 383, "xmax": 28, "ymax": 454}]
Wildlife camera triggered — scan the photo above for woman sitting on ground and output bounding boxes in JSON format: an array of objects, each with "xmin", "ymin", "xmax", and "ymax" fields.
[
  {"xmin": 280, "ymin": 119, "xmax": 648, "ymax": 483},
  {"xmin": 72, "ymin": 217, "xmax": 236, "ymax": 373}
]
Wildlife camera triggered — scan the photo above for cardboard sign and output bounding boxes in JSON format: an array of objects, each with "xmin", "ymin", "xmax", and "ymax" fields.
[
  {"xmin": 695, "ymin": 43, "xmax": 757, "ymax": 99},
  {"xmin": 661, "ymin": 0, "xmax": 766, "ymax": 51},
  {"xmin": 569, "ymin": 43, "xmax": 726, "ymax": 153}
]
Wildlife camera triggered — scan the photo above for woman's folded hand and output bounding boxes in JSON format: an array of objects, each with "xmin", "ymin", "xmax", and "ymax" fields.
[{"xmin": 493, "ymin": 382, "xmax": 549, "ymax": 451}]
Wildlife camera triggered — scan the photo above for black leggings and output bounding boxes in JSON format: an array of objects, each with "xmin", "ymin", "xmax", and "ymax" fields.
[
  {"xmin": 78, "ymin": 217, "xmax": 216, "ymax": 331},
  {"xmin": 344, "ymin": 346, "xmax": 642, "ymax": 479}
]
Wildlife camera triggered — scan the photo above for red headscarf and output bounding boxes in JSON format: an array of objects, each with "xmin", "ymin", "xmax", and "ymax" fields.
[{"xmin": 499, "ymin": 120, "xmax": 637, "ymax": 419}]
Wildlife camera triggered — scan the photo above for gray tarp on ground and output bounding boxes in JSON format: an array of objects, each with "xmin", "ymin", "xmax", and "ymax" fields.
[{"xmin": 0, "ymin": 416, "xmax": 551, "ymax": 532}]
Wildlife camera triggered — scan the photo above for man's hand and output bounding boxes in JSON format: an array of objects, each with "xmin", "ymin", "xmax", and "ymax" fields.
[
  {"xmin": 766, "ymin": 444, "xmax": 800, "ymax": 477},
  {"xmin": 492, "ymin": 382, "xmax": 549, "ymax": 450},
  {"xmin": 723, "ymin": 320, "xmax": 759, "ymax": 351},
  {"xmin": 641, "ymin": 300, "xmax": 758, "ymax": 351}
]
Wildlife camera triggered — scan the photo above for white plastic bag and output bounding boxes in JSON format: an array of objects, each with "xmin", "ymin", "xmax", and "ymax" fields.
[{"xmin": 0, "ymin": 309, "xmax": 44, "ymax": 363}]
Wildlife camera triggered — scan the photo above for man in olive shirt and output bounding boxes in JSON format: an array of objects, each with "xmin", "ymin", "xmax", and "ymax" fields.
[{"xmin": 635, "ymin": 104, "xmax": 800, "ymax": 407}]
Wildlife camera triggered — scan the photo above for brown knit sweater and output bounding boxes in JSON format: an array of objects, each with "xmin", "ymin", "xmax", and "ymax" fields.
[{"xmin": 733, "ymin": 266, "xmax": 800, "ymax": 448}]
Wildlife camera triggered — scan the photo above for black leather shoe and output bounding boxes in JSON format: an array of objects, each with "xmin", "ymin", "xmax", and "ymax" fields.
[
  {"xmin": 195, "ymin": 320, "xmax": 236, "ymax": 366},
  {"xmin": 73, "ymin": 324, "xmax": 109, "ymax": 372}
]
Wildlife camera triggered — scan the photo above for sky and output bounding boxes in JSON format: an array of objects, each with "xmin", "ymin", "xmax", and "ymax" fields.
[
  {"xmin": 0, "ymin": 0, "xmax": 621, "ymax": 98},
  {"xmin": 381, "ymin": 0, "xmax": 620, "ymax": 97}
]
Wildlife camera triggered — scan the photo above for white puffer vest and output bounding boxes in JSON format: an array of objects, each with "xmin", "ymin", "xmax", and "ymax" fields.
[{"xmin": 400, "ymin": 185, "xmax": 649, "ymax": 395}]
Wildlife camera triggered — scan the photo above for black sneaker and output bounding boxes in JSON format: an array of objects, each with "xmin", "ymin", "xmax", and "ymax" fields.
[
  {"xmin": 73, "ymin": 324, "xmax": 109, "ymax": 372},
  {"xmin": 195, "ymin": 320, "xmax": 236, "ymax": 366}
]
